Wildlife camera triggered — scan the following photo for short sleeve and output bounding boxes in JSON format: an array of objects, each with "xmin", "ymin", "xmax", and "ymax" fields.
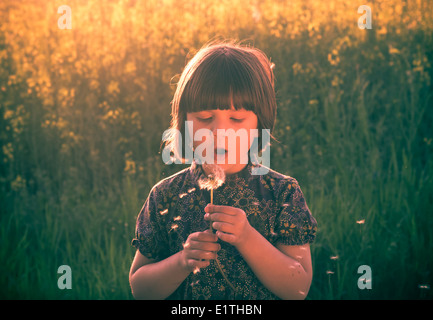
[
  {"xmin": 131, "ymin": 186, "xmax": 169, "ymax": 260},
  {"xmin": 275, "ymin": 179, "xmax": 317, "ymax": 246}
]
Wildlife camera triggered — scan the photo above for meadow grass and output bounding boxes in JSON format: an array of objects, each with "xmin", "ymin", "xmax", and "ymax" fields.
[{"xmin": 1, "ymin": 0, "xmax": 432, "ymax": 299}]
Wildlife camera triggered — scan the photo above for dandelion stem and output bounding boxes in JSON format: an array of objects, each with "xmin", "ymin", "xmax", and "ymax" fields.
[
  {"xmin": 198, "ymin": 166, "xmax": 236, "ymax": 294},
  {"xmin": 210, "ymin": 187, "xmax": 236, "ymax": 294},
  {"xmin": 215, "ymin": 258, "xmax": 237, "ymax": 292}
]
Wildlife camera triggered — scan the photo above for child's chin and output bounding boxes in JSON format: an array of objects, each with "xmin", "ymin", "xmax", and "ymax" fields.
[{"xmin": 213, "ymin": 162, "xmax": 246, "ymax": 174}]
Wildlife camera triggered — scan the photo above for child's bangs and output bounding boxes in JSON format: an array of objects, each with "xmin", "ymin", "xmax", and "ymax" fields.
[{"xmin": 180, "ymin": 52, "xmax": 260, "ymax": 114}]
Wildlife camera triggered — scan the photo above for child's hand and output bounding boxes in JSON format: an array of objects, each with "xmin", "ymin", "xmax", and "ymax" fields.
[
  {"xmin": 204, "ymin": 204, "xmax": 253, "ymax": 247},
  {"xmin": 180, "ymin": 229, "xmax": 221, "ymax": 273}
]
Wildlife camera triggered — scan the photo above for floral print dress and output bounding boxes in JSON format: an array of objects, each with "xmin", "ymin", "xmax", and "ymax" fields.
[{"xmin": 131, "ymin": 159, "xmax": 317, "ymax": 300}]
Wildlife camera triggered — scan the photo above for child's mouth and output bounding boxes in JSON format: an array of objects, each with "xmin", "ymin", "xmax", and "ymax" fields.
[
  {"xmin": 214, "ymin": 148, "xmax": 227, "ymax": 163},
  {"xmin": 215, "ymin": 148, "xmax": 227, "ymax": 155}
]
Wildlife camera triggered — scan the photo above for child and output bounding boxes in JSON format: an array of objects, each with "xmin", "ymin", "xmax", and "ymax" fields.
[{"xmin": 129, "ymin": 41, "xmax": 317, "ymax": 300}]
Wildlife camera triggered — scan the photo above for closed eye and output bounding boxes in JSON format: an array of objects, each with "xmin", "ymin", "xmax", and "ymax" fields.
[
  {"xmin": 196, "ymin": 117, "xmax": 245, "ymax": 123},
  {"xmin": 197, "ymin": 117, "xmax": 213, "ymax": 122}
]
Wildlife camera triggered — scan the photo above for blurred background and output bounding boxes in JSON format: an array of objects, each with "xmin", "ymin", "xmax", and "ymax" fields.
[{"xmin": 0, "ymin": 0, "xmax": 432, "ymax": 299}]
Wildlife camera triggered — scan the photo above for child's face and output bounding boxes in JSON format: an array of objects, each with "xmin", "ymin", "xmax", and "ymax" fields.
[{"xmin": 186, "ymin": 107, "xmax": 258, "ymax": 175}]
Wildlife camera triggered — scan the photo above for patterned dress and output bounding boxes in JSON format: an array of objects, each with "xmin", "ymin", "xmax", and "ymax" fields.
[{"xmin": 131, "ymin": 159, "xmax": 317, "ymax": 300}]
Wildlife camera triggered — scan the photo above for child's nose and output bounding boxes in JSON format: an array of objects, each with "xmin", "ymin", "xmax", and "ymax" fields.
[
  {"xmin": 211, "ymin": 120, "xmax": 228, "ymax": 143},
  {"xmin": 210, "ymin": 117, "xmax": 230, "ymax": 133}
]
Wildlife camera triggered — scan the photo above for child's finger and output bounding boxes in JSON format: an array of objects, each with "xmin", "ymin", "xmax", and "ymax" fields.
[
  {"xmin": 205, "ymin": 204, "xmax": 240, "ymax": 216},
  {"xmin": 190, "ymin": 230, "xmax": 218, "ymax": 242},
  {"xmin": 204, "ymin": 212, "xmax": 235, "ymax": 224},
  {"xmin": 186, "ymin": 240, "xmax": 221, "ymax": 252},
  {"xmin": 215, "ymin": 231, "xmax": 236, "ymax": 244},
  {"xmin": 212, "ymin": 221, "xmax": 235, "ymax": 234}
]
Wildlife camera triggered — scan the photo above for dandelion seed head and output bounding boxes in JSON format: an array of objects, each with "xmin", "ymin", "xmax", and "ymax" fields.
[{"xmin": 198, "ymin": 164, "xmax": 226, "ymax": 191}]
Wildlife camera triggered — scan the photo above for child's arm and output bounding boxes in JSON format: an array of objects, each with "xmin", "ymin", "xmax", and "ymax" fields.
[
  {"xmin": 129, "ymin": 230, "xmax": 220, "ymax": 299},
  {"xmin": 235, "ymin": 227, "xmax": 313, "ymax": 300},
  {"xmin": 205, "ymin": 204, "xmax": 313, "ymax": 300},
  {"xmin": 129, "ymin": 250, "xmax": 189, "ymax": 300}
]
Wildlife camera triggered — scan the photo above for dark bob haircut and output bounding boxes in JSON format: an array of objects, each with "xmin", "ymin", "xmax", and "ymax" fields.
[{"xmin": 163, "ymin": 40, "xmax": 278, "ymax": 164}]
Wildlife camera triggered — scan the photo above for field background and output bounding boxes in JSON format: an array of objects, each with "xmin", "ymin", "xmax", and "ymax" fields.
[{"xmin": 1, "ymin": 0, "xmax": 432, "ymax": 299}]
